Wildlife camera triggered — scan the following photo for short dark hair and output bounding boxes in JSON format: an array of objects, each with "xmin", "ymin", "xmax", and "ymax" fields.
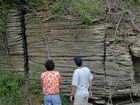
[
  {"xmin": 45, "ymin": 60, "xmax": 55, "ymax": 71},
  {"xmin": 74, "ymin": 56, "xmax": 82, "ymax": 66}
]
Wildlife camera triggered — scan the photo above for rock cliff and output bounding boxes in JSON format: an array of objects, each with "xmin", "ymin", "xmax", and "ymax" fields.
[{"xmin": 0, "ymin": 1, "xmax": 140, "ymax": 104}]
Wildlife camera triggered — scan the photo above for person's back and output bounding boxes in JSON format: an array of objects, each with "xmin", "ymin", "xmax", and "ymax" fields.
[
  {"xmin": 41, "ymin": 70, "xmax": 61, "ymax": 95},
  {"xmin": 41, "ymin": 60, "xmax": 62, "ymax": 105},
  {"xmin": 70, "ymin": 56, "xmax": 93, "ymax": 105},
  {"xmin": 73, "ymin": 67, "xmax": 92, "ymax": 98}
]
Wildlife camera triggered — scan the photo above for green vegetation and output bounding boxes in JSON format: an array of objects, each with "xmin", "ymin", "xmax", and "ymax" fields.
[
  {"xmin": 0, "ymin": 75, "xmax": 25, "ymax": 96},
  {"xmin": 0, "ymin": 63, "xmax": 73, "ymax": 105},
  {"xmin": 0, "ymin": 1, "xmax": 10, "ymax": 15},
  {"xmin": 115, "ymin": 35, "xmax": 120, "ymax": 43},
  {"xmin": 0, "ymin": 0, "xmax": 101, "ymax": 26},
  {"xmin": 0, "ymin": 0, "xmax": 10, "ymax": 36},
  {"xmin": 60, "ymin": 93, "xmax": 73, "ymax": 105},
  {"xmin": 28, "ymin": 0, "xmax": 48, "ymax": 5},
  {"xmin": 0, "ymin": 64, "xmax": 25, "ymax": 105},
  {"xmin": 47, "ymin": 0, "xmax": 100, "ymax": 25},
  {"xmin": 28, "ymin": 63, "xmax": 43, "ymax": 102},
  {"xmin": 47, "ymin": 0, "xmax": 67, "ymax": 15},
  {"xmin": 0, "ymin": 76, "xmax": 25, "ymax": 105},
  {"xmin": 0, "ymin": 0, "xmax": 100, "ymax": 36},
  {"xmin": 127, "ymin": 0, "xmax": 140, "ymax": 9},
  {"xmin": 0, "ymin": 21, "xmax": 5, "ymax": 36},
  {"xmin": 70, "ymin": 0, "xmax": 100, "ymax": 25}
]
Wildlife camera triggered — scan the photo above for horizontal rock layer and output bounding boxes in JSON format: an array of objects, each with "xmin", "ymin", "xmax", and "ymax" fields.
[{"xmin": 24, "ymin": 11, "xmax": 135, "ymax": 100}]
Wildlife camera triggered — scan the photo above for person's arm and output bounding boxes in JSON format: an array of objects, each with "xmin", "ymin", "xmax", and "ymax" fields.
[
  {"xmin": 70, "ymin": 85, "xmax": 77, "ymax": 102},
  {"xmin": 89, "ymin": 80, "xmax": 92, "ymax": 97},
  {"xmin": 59, "ymin": 73, "xmax": 62, "ymax": 84}
]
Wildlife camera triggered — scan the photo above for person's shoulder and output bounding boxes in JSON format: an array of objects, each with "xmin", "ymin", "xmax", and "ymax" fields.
[
  {"xmin": 83, "ymin": 67, "xmax": 91, "ymax": 71},
  {"xmin": 83, "ymin": 67, "xmax": 89, "ymax": 70},
  {"xmin": 41, "ymin": 71, "xmax": 47, "ymax": 78},
  {"xmin": 53, "ymin": 70, "xmax": 60, "ymax": 74},
  {"xmin": 74, "ymin": 69, "xmax": 79, "ymax": 73}
]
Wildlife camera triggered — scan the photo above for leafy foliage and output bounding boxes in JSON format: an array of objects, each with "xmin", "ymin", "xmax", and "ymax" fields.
[
  {"xmin": 70, "ymin": 0, "xmax": 100, "ymax": 24},
  {"xmin": 0, "ymin": 1, "xmax": 12, "ymax": 15},
  {"xmin": 0, "ymin": 21, "xmax": 5, "ymax": 36},
  {"xmin": 127, "ymin": 0, "xmax": 140, "ymax": 9},
  {"xmin": 28, "ymin": 0, "xmax": 48, "ymax": 6},
  {"xmin": 47, "ymin": 1, "xmax": 66, "ymax": 15},
  {"xmin": 43, "ymin": 0, "xmax": 100, "ymax": 24},
  {"xmin": 115, "ymin": 35, "xmax": 120, "ymax": 43},
  {"xmin": 0, "ymin": 0, "xmax": 11, "ymax": 36},
  {"xmin": 0, "ymin": 64, "xmax": 11, "ymax": 77},
  {"xmin": 60, "ymin": 93, "xmax": 73, "ymax": 105},
  {"xmin": 82, "ymin": 15, "xmax": 93, "ymax": 25},
  {"xmin": 0, "ymin": 75, "xmax": 25, "ymax": 96},
  {"xmin": 46, "ymin": 0, "xmax": 101, "ymax": 24},
  {"xmin": 0, "ymin": 64, "xmax": 25, "ymax": 105},
  {"xmin": 28, "ymin": 63, "xmax": 43, "ymax": 103},
  {"xmin": 28, "ymin": 63, "xmax": 42, "ymax": 94}
]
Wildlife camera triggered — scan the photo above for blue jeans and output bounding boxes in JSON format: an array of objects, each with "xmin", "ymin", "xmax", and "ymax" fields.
[{"xmin": 44, "ymin": 94, "xmax": 62, "ymax": 105}]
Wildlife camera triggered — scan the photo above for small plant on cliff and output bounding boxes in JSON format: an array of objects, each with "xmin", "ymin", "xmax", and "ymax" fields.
[
  {"xmin": 82, "ymin": 15, "xmax": 93, "ymax": 25},
  {"xmin": 115, "ymin": 35, "xmax": 120, "ymax": 43},
  {"xmin": 0, "ymin": 21, "xmax": 5, "ymax": 36},
  {"xmin": 46, "ymin": 0, "xmax": 68, "ymax": 15}
]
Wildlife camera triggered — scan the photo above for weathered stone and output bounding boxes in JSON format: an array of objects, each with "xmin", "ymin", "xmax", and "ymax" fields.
[
  {"xmin": 3, "ymin": 9, "xmax": 26, "ymax": 73},
  {"xmin": 94, "ymin": 99, "xmax": 106, "ymax": 104},
  {"xmin": 0, "ymin": 4, "xmax": 140, "ymax": 105},
  {"xmin": 131, "ymin": 83, "xmax": 140, "ymax": 97},
  {"xmin": 130, "ymin": 39, "xmax": 140, "ymax": 57}
]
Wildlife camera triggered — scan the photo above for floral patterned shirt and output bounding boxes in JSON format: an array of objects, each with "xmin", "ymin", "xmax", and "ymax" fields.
[{"xmin": 41, "ymin": 70, "xmax": 61, "ymax": 95}]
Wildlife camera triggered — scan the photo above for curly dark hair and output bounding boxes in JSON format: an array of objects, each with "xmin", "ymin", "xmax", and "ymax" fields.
[{"xmin": 45, "ymin": 60, "xmax": 55, "ymax": 71}]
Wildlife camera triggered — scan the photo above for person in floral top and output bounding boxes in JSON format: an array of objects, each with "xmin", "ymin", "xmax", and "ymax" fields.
[{"xmin": 41, "ymin": 60, "xmax": 62, "ymax": 105}]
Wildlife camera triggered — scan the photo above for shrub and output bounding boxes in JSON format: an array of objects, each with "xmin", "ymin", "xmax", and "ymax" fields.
[{"xmin": 0, "ymin": 64, "xmax": 25, "ymax": 105}]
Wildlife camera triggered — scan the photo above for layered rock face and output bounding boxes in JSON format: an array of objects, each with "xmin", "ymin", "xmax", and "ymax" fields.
[
  {"xmin": 0, "ymin": 9, "xmax": 27, "ymax": 73},
  {"xmin": 24, "ymin": 11, "xmax": 138, "ymax": 104},
  {"xmin": 0, "ymin": 4, "xmax": 140, "ymax": 105}
]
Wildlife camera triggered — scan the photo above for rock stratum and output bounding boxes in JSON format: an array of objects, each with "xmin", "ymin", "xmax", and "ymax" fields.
[{"xmin": 0, "ymin": 2, "xmax": 140, "ymax": 104}]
